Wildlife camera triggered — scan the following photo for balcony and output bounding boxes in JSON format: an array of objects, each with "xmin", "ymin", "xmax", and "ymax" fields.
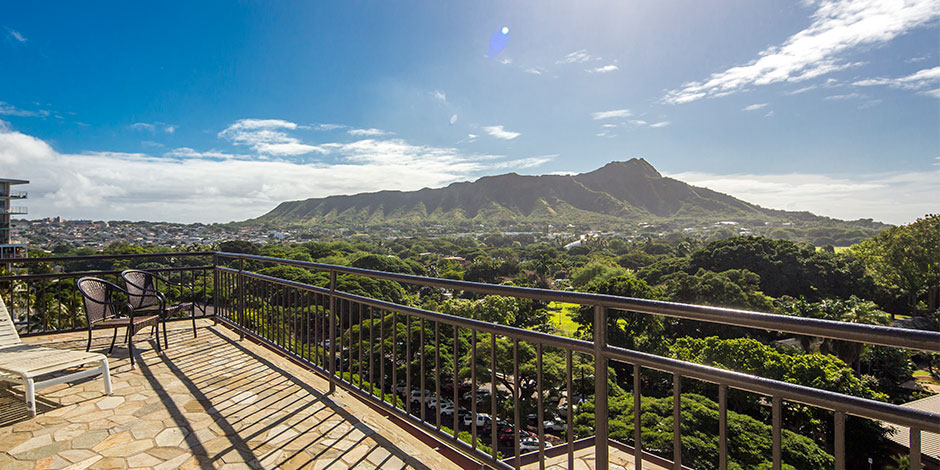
[
  {"xmin": 1, "ymin": 252, "xmax": 938, "ymax": 470},
  {"xmin": 0, "ymin": 207, "xmax": 27, "ymax": 215},
  {"xmin": 0, "ymin": 192, "xmax": 27, "ymax": 199}
]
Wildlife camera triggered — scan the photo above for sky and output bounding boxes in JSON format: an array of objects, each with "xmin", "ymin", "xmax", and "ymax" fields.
[{"xmin": 0, "ymin": 0, "xmax": 937, "ymax": 225}]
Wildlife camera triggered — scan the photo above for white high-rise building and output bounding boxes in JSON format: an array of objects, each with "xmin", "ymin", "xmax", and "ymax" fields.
[{"xmin": 0, "ymin": 178, "xmax": 28, "ymax": 260}]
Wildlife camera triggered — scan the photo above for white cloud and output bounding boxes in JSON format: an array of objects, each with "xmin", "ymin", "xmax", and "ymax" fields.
[
  {"xmin": 0, "ymin": 123, "xmax": 551, "ymax": 223},
  {"xmin": 665, "ymin": 169, "xmax": 940, "ymax": 225},
  {"xmin": 131, "ymin": 122, "xmax": 177, "ymax": 134},
  {"xmin": 649, "ymin": 121, "xmax": 671, "ymax": 128},
  {"xmin": 432, "ymin": 90, "xmax": 447, "ymax": 103},
  {"xmin": 219, "ymin": 119, "xmax": 325, "ymax": 156},
  {"xmin": 347, "ymin": 128, "xmax": 393, "ymax": 137},
  {"xmin": 524, "ymin": 67, "xmax": 544, "ymax": 76},
  {"xmin": 742, "ymin": 103, "xmax": 768, "ymax": 111},
  {"xmin": 0, "ymin": 101, "xmax": 44, "ymax": 117},
  {"xmin": 482, "ymin": 125, "xmax": 520, "ymax": 140},
  {"xmin": 498, "ymin": 57, "xmax": 513, "ymax": 65},
  {"xmin": 824, "ymin": 92, "xmax": 864, "ymax": 100},
  {"xmin": 764, "ymin": 110, "xmax": 776, "ymax": 117},
  {"xmin": 6, "ymin": 28, "xmax": 26, "ymax": 43},
  {"xmin": 556, "ymin": 49, "xmax": 596, "ymax": 64},
  {"xmin": 313, "ymin": 123, "xmax": 346, "ymax": 131},
  {"xmin": 591, "ymin": 109, "xmax": 631, "ymax": 120},
  {"xmin": 663, "ymin": 0, "xmax": 940, "ymax": 104},
  {"xmin": 853, "ymin": 66, "xmax": 940, "ymax": 96},
  {"xmin": 587, "ymin": 65, "xmax": 619, "ymax": 73}
]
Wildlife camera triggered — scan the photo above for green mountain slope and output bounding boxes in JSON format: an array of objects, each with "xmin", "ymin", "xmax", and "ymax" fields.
[{"xmin": 248, "ymin": 158, "xmax": 888, "ymax": 242}]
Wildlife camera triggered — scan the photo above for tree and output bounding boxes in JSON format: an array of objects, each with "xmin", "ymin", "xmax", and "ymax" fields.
[
  {"xmin": 850, "ymin": 214, "xmax": 940, "ymax": 314},
  {"xmin": 576, "ymin": 275, "xmax": 664, "ymax": 352}
]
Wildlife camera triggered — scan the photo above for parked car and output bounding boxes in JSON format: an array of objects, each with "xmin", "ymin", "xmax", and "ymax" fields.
[
  {"xmin": 463, "ymin": 412, "xmax": 491, "ymax": 427},
  {"xmin": 519, "ymin": 438, "xmax": 540, "ymax": 453},
  {"xmin": 543, "ymin": 417, "xmax": 566, "ymax": 432},
  {"xmin": 427, "ymin": 396, "xmax": 453, "ymax": 410},
  {"xmin": 409, "ymin": 390, "xmax": 432, "ymax": 405}
]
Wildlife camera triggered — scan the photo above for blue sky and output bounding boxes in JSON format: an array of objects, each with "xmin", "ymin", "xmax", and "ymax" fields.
[{"xmin": 0, "ymin": 1, "xmax": 937, "ymax": 224}]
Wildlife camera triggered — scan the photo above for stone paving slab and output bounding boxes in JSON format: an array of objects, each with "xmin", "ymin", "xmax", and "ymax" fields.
[{"xmin": 0, "ymin": 320, "xmax": 462, "ymax": 470}]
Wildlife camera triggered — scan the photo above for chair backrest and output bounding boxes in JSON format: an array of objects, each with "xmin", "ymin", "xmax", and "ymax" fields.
[
  {"xmin": 122, "ymin": 270, "xmax": 159, "ymax": 310},
  {"xmin": 77, "ymin": 277, "xmax": 125, "ymax": 326},
  {"xmin": 0, "ymin": 296, "xmax": 22, "ymax": 347}
]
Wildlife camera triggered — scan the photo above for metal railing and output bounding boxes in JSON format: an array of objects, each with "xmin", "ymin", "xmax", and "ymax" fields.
[
  {"xmin": 0, "ymin": 207, "xmax": 27, "ymax": 215},
  {"xmin": 3, "ymin": 251, "xmax": 938, "ymax": 469},
  {"xmin": 0, "ymin": 252, "xmax": 214, "ymax": 335},
  {"xmin": 213, "ymin": 252, "xmax": 940, "ymax": 470}
]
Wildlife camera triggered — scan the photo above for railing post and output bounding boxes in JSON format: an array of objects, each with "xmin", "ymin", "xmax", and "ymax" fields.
[
  {"xmin": 212, "ymin": 253, "xmax": 219, "ymax": 325},
  {"xmin": 593, "ymin": 304, "xmax": 609, "ymax": 469},
  {"xmin": 328, "ymin": 269, "xmax": 337, "ymax": 395},
  {"xmin": 236, "ymin": 258, "xmax": 245, "ymax": 341}
]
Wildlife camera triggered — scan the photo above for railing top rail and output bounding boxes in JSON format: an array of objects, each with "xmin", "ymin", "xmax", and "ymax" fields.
[
  {"xmin": 6, "ymin": 251, "xmax": 212, "ymax": 264},
  {"xmin": 0, "ymin": 265, "xmax": 214, "ymax": 281},
  {"xmin": 215, "ymin": 252, "xmax": 940, "ymax": 353},
  {"xmin": 219, "ymin": 265, "xmax": 940, "ymax": 433}
]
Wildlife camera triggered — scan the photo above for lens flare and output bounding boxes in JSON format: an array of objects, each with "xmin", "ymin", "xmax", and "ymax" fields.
[{"xmin": 487, "ymin": 26, "xmax": 510, "ymax": 58}]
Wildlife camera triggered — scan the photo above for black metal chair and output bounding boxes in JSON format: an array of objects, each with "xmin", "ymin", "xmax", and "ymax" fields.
[
  {"xmin": 77, "ymin": 277, "xmax": 160, "ymax": 368},
  {"xmin": 121, "ymin": 270, "xmax": 199, "ymax": 350}
]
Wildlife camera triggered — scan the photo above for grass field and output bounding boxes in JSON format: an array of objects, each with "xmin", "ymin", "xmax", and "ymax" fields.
[
  {"xmin": 546, "ymin": 301, "xmax": 581, "ymax": 336},
  {"xmin": 815, "ymin": 246, "xmax": 852, "ymax": 253}
]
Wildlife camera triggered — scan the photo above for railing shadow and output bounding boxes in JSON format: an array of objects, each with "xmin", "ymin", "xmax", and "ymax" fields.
[{"xmin": 144, "ymin": 324, "xmax": 435, "ymax": 469}]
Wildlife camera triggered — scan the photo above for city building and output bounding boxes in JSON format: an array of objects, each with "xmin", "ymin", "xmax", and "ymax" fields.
[{"xmin": 0, "ymin": 178, "xmax": 28, "ymax": 260}]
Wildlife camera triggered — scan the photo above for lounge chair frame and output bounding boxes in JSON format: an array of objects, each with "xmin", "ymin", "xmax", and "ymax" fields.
[{"xmin": 0, "ymin": 296, "xmax": 111, "ymax": 417}]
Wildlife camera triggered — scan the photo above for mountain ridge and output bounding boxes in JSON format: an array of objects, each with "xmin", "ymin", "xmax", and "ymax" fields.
[{"xmin": 249, "ymin": 158, "xmax": 888, "ymax": 243}]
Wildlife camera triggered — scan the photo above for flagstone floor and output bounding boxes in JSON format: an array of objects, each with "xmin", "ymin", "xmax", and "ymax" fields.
[{"xmin": 0, "ymin": 320, "xmax": 462, "ymax": 470}]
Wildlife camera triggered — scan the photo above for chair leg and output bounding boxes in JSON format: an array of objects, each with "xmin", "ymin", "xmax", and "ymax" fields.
[
  {"xmin": 128, "ymin": 329, "xmax": 135, "ymax": 369},
  {"xmin": 108, "ymin": 328, "xmax": 118, "ymax": 354},
  {"xmin": 154, "ymin": 323, "xmax": 162, "ymax": 353},
  {"xmin": 86, "ymin": 329, "xmax": 92, "ymax": 352},
  {"xmin": 101, "ymin": 359, "xmax": 112, "ymax": 395},
  {"xmin": 25, "ymin": 377, "xmax": 35, "ymax": 417},
  {"xmin": 192, "ymin": 309, "xmax": 197, "ymax": 338},
  {"xmin": 163, "ymin": 318, "xmax": 169, "ymax": 351}
]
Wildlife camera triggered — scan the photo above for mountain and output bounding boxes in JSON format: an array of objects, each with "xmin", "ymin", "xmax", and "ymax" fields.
[{"xmin": 249, "ymin": 159, "xmax": 888, "ymax": 244}]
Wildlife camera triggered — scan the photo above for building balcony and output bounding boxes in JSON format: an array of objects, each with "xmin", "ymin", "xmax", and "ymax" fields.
[
  {"xmin": 0, "ymin": 252, "xmax": 938, "ymax": 470},
  {"xmin": 0, "ymin": 207, "xmax": 27, "ymax": 215},
  {"xmin": 0, "ymin": 192, "xmax": 27, "ymax": 199}
]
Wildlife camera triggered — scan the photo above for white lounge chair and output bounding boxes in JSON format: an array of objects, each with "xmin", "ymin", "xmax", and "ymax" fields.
[{"xmin": 0, "ymin": 296, "xmax": 112, "ymax": 417}]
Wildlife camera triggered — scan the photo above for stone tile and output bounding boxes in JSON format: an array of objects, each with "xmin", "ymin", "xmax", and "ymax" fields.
[
  {"xmin": 98, "ymin": 439, "xmax": 155, "ymax": 458},
  {"xmin": 153, "ymin": 452, "xmax": 190, "ymax": 470},
  {"xmin": 91, "ymin": 431, "xmax": 133, "ymax": 452},
  {"xmin": 154, "ymin": 427, "xmax": 188, "ymax": 447},
  {"xmin": 87, "ymin": 456, "xmax": 125, "ymax": 469},
  {"xmin": 146, "ymin": 447, "xmax": 185, "ymax": 460},
  {"xmin": 126, "ymin": 451, "xmax": 162, "ymax": 468},
  {"xmin": 58, "ymin": 449, "xmax": 98, "ymax": 463},
  {"xmin": 13, "ymin": 441, "xmax": 67, "ymax": 461},
  {"xmin": 9, "ymin": 433, "xmax": 54, "ymax": 455},
  {"xmin": 53, "ymin": 423, "xmax": 88, "ymax": 442}
]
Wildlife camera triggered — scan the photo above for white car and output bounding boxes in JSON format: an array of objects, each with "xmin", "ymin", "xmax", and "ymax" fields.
[
  {"xmin": 520, "ymin": 438, "xmax": 540, "ymax": 453},
  {"xmin": 427, "ymin": 396, "xmax": 453, "ymax": 410},
  {"xmin": 439, "ymin": 402, "xmax": 457, "ymax": 416},
  {"xmin": 462, "ymin": 412, "xmax": 491, "ymax": 427},
  {"xmin": 409, "ymin": 390, "xmax": 432, "ymax": 404},
  {"xmin": 544, "ymin": 417, "xmax": 566, "ymax": 432}
]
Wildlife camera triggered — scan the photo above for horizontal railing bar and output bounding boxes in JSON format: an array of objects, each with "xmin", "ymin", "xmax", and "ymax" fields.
[
  {"xmin": 4, "ymin": 252, "xmax": 211, "ymax": 264},
  {"xmin": 603, "ymin": 344, "xmax": 940, "ymax": 431},
  {"xmin": 0, "ymin": 265, "xmax": 214, "ymax": 281},
  {"xmin": 19, "ymin": 314, "xmax": 214, "ymax": 337},
  {"xmin": 215, "ymin": 252, "xmax": 940, "ymax": 353},
  {"xmin": 217, "ymin": 266, "xmax": 596, "ymax": 355}
]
